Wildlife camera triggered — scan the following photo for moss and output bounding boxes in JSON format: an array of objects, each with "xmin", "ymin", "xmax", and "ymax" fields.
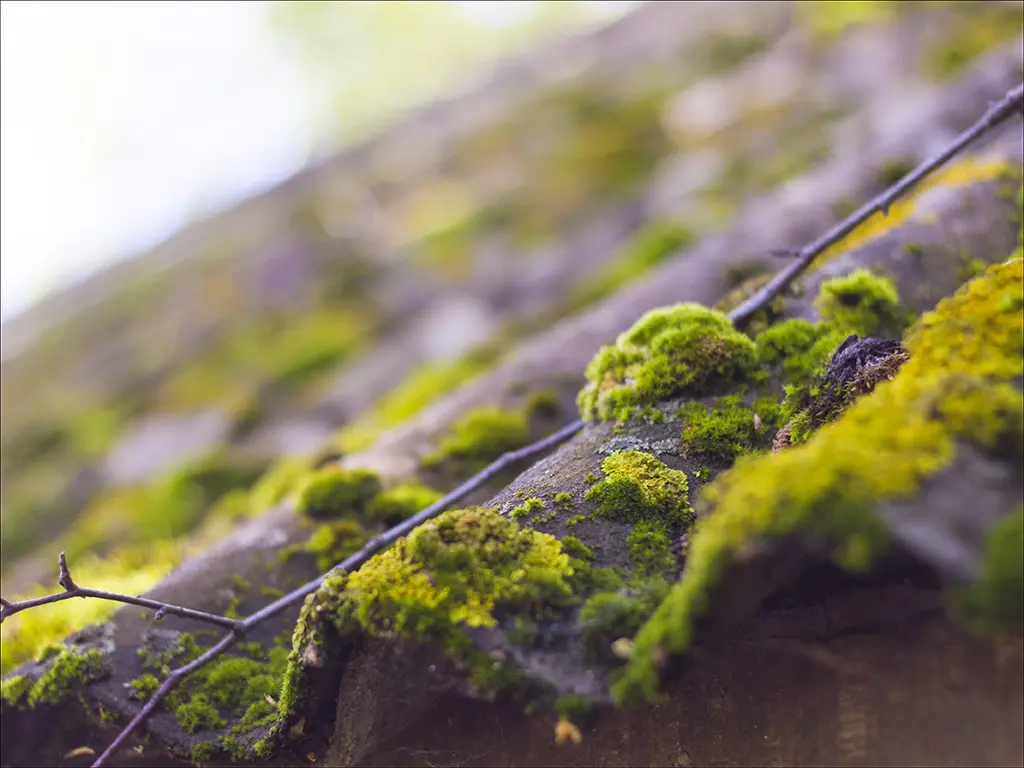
[
  {"xmin": 296, "ymin": 467, "xmax": 382, "ymax": 520},
  {"xmin": 335, "ymin": 357, "xmax": 491, "ymax": 454},
  {"xmin": 27, "ymin": 646, "xmax": 108, "ymax": 707},
  {"xmin": 560, "ymin": 535, "xmax": 593, "ymax": 562},
  {"xmin": 248, "ymin": 457, "xmax": 314, "ymax": 514},
  {"xmin": 577, "ymin": 304, "xmax": 757, "ymax": 422},
  {"xmin": 813, "ymin": 269, "xmax": 914, "ymax": 338},
  {"xmin": 921, "ymin": 2, "xmax": 1024, "ymax": 80},
  {"xmin": 755, "ymin": 318, "xmax": 851, "ymax": 386},
  {"xmin": 421, "ymin": 406, "xmax": 530, "ymax": 472},
  {"xmin": 553, "ymin": 492, "xmax": 574, "ymax": 511},
  {"xmin": 585, "ymin": 451, "xmax": 693, "ymax": 530},
  {"xmin": 616, "ymin": 259, "xmax": 1024, "ymax": 704},
  {"xmin": 343, "ymin": 507, "xmax": 577, "ymax": 638},
  {"xmin": 813, "ymin": 158, "xmax": 1012, "ymax": 266},
  {"xmin": 714, "ymin": 272, "xmax": 790, "ymax": 336},
  {"xmin": 956, "ymin": 506, "xmax": 1024, "ymax": 632},
  {"xmin": 220, "ymin": 735, "xmax": 248, "ymax": 761},
  {"xmin": 1, "ymin": 673, "xmax": 31, "ymax": 708},
  {"xmin": 625, "ymin": 521, "xmax": 674, "ymax": 576},
  {"xmin": 510, "ymin": 497, "xmax": 545, "ymax": 520},
  {"xmin": 366, "ymin": 483, "xmax": 443, "ymax": 525},
  {"xmin": 304, "ymin": 519, "xmax": 367, "ymax": 571},
  {"xmin": 578, "ymin": 580, "xmax": 671, "ymax": 665},
  {"xmin": 190, "ymin": 740, "xmax": 218, "ymax": 764},
  {"xmin": 129, "ymin": 673, "xmax": 161, "ymax": 702},
  {"xmin": 679, "ymin": 395, "xmax": 782, "ymax": 464},
  {"xmin": 176, "ymin": 694, "xmax": 226, "ymax": 735},
  {"xmin": 525, "ymin": 389, "xmax": 562, "ymax": 420}
]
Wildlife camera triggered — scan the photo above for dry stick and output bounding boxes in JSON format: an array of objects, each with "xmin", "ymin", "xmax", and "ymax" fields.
[{"xmin": 0, "ymin": 80, "xmax": 1016, "ymax": 768}]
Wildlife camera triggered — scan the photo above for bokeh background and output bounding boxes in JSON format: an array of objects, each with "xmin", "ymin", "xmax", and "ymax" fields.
[{"xmin": 2, "ymin": 0, "xmax": 1022, "ymax": 675}]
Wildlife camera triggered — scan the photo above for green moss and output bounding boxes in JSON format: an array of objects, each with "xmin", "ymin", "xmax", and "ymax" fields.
[
  {"xmin": 578, "ymin": 580, "xmax": 670, "ymax": 664},
  {"xmin": 27, "ymin": 646, "xmax": 108, "ymax": 707},
  {"xmin": 421, "ymin": 406, "xmax": 529, "ymax": 472},
  {"xmin": 625, "ymin": 521, "xmax": 674, "ymax": 576},
  {"xmin": 560, "ymin": 535, "xmax": 593, "ymax": 562},
  {"xmin": 510, "ymin": 497, "xmax": 545, "ymax": 520},
  {"xmin": 220, "ymin": 735, "xmax": 248, "ymax": 761},
  {"xmin": 553, "ymin": 492, "xmax": 574, "ymax": 511},
  {"xmin": 957, "ymin": 506, "xmax": 1024, "ymax": 632},
  {"xmin": 754, "ymin": 318, "xmax": 849, "ymax": 387},
  {"xmin": 190, "ymin": 740, "xmax": 218, "ymax": 764},
  {"xmin": 813, "ymin": 269, "xmax": 914, "ymax": 338},
  {"xmin": 129, "ymin": 673, "xmax": 161, "ymax": 702},
  {"xmin": 366, "ymin": 483, "xmax": 443, "ymax": 525},
  {"xmin": 616, "ymin": 259, "xmax": 1024, "ymax": 704},
  {"xmin": 1, "ymin": 674, "xmax": 31, "ymax": 708},
  {"xmin": 343, "ymin": 507, "xmax": 577, "ymax": 637},
  {"xmin": 248, "ymin": 457, "xmax": 314, "ymax": 514},
  {"xmin": 296, "ymin": 467, "xmax": 382, "ymax": 520},
  {"xmin": 304, "ymin": 519, "xmax": 367, "ymax": 571},
  {"xmin": 577, "ymin": 304, "xmax": 757, "ymax": 422},
  {"xmin": 679, "ymin": 395, "xmax": 782, "ymax": 464},
  {"xmin": 585, "ymin": 451, "xmax": 693, "ymax": 529},
  {"xmin": 176, "ymin": 694, "xmax": 225, "ymax": 735}
]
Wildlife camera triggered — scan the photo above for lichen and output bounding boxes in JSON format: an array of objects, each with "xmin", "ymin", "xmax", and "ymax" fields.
[
  {"xmin": 585, "ymin": 451, "xmax": 693, "ymax": 530},
  {"xmin": 421, "ymin": 406, "xmax": 530, "ymax": 473},
  {"xmin": 813, "ymin": 268, "xmax": 914, "ymax": 338},
  {"xmin": 615, "ymin": 259, "xmax": 1024, "ymax": 704},
  {"xmin": 26, "ymin": 645, "xmax": 108, "ymax": 707},
  {"xmin": 577, "ymin": 304, "xmax": 757, "ymax": 422}
]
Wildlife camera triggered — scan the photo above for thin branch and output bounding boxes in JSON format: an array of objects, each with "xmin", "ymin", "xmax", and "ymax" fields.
[
  {"xmin": 729, "ymin": 81, "xmax": 1024, "ymax": 330},
  {"xmin": 0, "ymin": 79, "xmax": 1016, "ymax": 768},
  {"xmin": 0, "ymin": 552, "xmax": 243, "ymax": 631}
]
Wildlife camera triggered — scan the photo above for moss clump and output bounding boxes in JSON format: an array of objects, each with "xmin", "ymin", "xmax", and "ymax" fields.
[
  {"xmin": 578, "ymin": 304, "xmax": 757, "ymax": 422},
  {"xmin": 26, "ymin": 646, "xmax": 108, "ymax": 707},
  {"xmin": 176, "ymin": 693, "xmax": 226, "ymax": 734},
  {"xmin": 679, "ymin": 395, "xmax": 782, "ymax": 464},
  {"xmin": 625, "ymin": 521, "xmax": 674, "ymax": 576},
  {"xmin": 344, "ymin": 507, "xmax": 578, "ymax": 637},
  {"xmin": 305, "ymin": 520, "xmax": 367, "ymax": 571},
  {"xmin": 129, "ymin": 673, "xmax": 160, "ymax": 702},
  {"xmin": 585, "ymin": 451, "xmax": 693, "ymax": 529},
  {"xmin": 813, "ymin": 269, "xmax": 914, "ymax": 338},
  {"xmin": 1, "ymin": 673, "xmax": 31, "ymax": 708},
  {"xmin": 553, "ymin": 492, "xmax": 574, "ymax": 511},
  {"xmin": 421, "ymin": 406, "xmax": 530, "ymax": 473},
  {"xmin": 578, "ymin": 580, "xmax": 670, "ymax": 664},
  {"xmin": 616, "ymin": 259, "xmax": 1024, "ymax": 704},
  {"xmin": 190, "ymin": 740, "xmax": 218, "ymax": 764},
  {"xmin": 510, "ymin": 497, "xmax": 545, "ymax": 520},
  {"xmin": 366, "ymin": 484, "xmax": 443, "ymax": 526},
  {"xmin": 754, "ymin": 318, "xmax": 850, "ymax": 387},
  {"xmin": 296, "ymin": 467, "xmax": 382, "ymax": 520}
]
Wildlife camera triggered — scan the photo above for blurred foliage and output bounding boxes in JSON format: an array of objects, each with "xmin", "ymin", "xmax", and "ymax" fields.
[{"xmin": 268, "ymin": 0, "xmax": 606, "ymax": 149}]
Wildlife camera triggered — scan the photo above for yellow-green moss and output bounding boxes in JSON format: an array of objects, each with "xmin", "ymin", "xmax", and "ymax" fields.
[
  {"xmin": 813, "ymin": 269, "xmax": 914, "ymax": 338},
  {"xmin": 296, "ymin": 467, "xmax": 382, "ymax": 520},
  {"xmin": 366, "ymin": 483, "xmax": 443, "ymax": 525},
  {"xmin": 128, "ymin": 673, "xmax": 160, "ymax": 702},
  {"xmin": 510, "ymin": 497, "xmax": 546, "ymax": 520},
  {"xmin": 304, "ymin": 519, "xmax": 367, "ymax": 571},
  {"xmin": 585, "ymin": 451, "xmax": 693, "ymax": 530},
  {"xmin": 344, "ymin": 507, "xmax": 577, "ymax": 636},
  {"xmin": 0, "ymin": 673, "xmax": 31, "ymax": 708},
  {"xmin": 754, "ymin": 318, "xmax": 850, "ymax": 386},
  {"xmin": 577, "ymin": 304, "xmax": 757, "ymax": 422},
  {"xmin": 578, "ymin": 580, "xmax": 670, "ymax": 665},
  {"xmin": 176, "ymin": 694, "xmax": 225, "ymax": 735},
  {"xmin": 421, "ymin": 406, "xmax": 529, "ymax": 472},
  {"xmin": 625, "ymin": 521, "xmax": 674, "ymax": 576},
  {"xmin": 679, "ymin": 395, "xmax": 784, "ymax": 464},
  {"xmin": 26, "ymin": 646, "xmax": 108, "ymax": 707},
  {"xmin": 190, "ymin": 740, "xmax": 218, "ymax": 764},
  {"xmin": 615, "ymin": 259, "xmax": 1024, "ymax": 704}
]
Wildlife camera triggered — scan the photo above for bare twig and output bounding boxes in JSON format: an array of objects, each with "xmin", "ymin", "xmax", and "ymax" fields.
[
  {"xmin": 0, "ymin": 552, "xmax": 243, "ymax": 631},
  {"xmin": 1, "ymin": 80, "xmax": 1019, "ymax": 768},
  {"xmin": 730, "ymin": 81, "xmax": 1024, "ymax": 329}
]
